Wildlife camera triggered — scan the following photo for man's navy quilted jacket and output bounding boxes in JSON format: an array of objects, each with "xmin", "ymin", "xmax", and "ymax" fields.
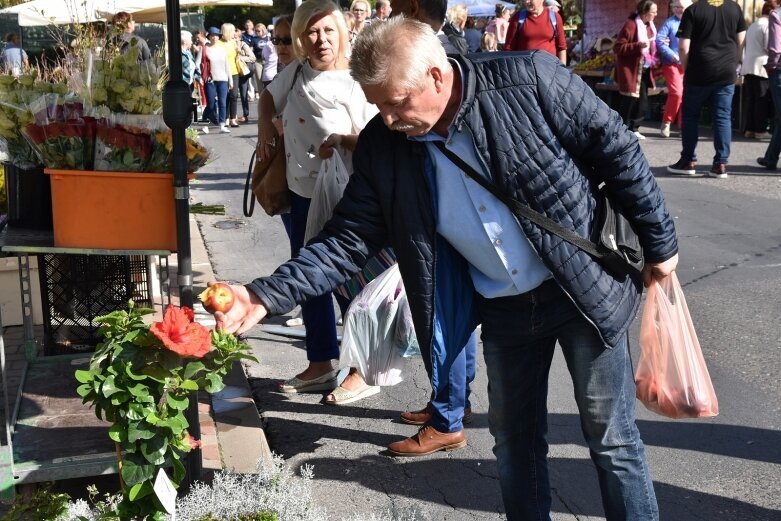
[{"xmin": 247, "ymin": 51, "xmax": 678, "ymax": 351}]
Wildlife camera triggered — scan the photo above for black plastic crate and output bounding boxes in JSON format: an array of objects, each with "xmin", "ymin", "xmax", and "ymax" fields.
[{"xmin": 38, "ymin": 254, "xmax": 152, "ymax": 355}]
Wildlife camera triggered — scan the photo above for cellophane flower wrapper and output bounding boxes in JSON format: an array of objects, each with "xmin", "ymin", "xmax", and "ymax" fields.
[
  {"xmin": 82, "ymin": 47, "xmax": 164, "ymax": 116},
  {"xmin": 0, "ymin": 72, "xmax": 55, "ymax": 169},
  {"xmin": 93, "ymin": 113, "xmax": 158, "ymax": 172},
  {"xmin": 147, "ymin": 126, "xmax": 211, "ymax": 173},
  {"xmin": 22, "ymin": 93, "xmax": 96, "ymax": 170}
]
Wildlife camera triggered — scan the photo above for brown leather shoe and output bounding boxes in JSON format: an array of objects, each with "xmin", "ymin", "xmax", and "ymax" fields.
[
  {"xmin": 387, "ymin": 425, "xmax": 467, "ymax": 456},
  {"xmin": 400, "ymin": 402, "xmax": 473, "ymax": 425}
]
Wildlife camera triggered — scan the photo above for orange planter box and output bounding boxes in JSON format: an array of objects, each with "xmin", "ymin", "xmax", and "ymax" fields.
[{"xmin": 45, "ymin": 169, "xmax": 180, "ymax": 251}]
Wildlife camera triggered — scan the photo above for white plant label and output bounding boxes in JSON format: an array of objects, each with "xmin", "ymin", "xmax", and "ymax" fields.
[{"xmin": 154, "ymin": 468, "xmax": 177, "ymax": 516}]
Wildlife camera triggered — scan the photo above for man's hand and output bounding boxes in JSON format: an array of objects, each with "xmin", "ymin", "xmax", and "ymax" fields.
[
  {"xmin": 209, "ymin": 282, "xmax": 269, "ymax": 334},
  {"xmin": 318, "ymin": 133, "xmax": 343, "ymax": 159},
  {"xmin": 642, "ymin": 253, "xmax": 679, "ymax": 287}
]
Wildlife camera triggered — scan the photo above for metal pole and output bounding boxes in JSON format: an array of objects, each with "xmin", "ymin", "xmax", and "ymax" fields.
[{"xmin": 163, "ymin": 0, "xmax": 201, "ymax": 489}]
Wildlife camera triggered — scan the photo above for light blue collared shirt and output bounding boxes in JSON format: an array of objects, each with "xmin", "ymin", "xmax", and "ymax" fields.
[{"xmin": 411, "ymin": 63, "xmax": 550, "ymax": 298}]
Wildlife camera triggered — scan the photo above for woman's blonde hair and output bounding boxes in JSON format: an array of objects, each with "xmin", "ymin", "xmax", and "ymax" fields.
[
  {"xmin": 291, "ymin": 0, "xmax": 350, "ymax": 63},
  {"xmin": 448, "ymin": 4, "xmax": 469, "ymax": 27},
  {"xmin": 220, "ymin": 23, "xmax": 235, "ymax": 42},
  {"xmin": 480, "ymin": 32, "xmax": 498, "ymax": 51}
]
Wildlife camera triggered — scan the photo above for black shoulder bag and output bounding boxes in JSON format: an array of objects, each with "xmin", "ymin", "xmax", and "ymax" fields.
[{"xmin": 432, "ymin": 141, "xmax": 644, "ymax": 279}]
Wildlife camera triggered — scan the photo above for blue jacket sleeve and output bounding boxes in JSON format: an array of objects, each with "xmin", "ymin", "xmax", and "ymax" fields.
[
  {"xmin": 531, "ymin": 52, "xmax": 678, "ymax": 263},
  {"xmin": 245, "ymin": 130, "xmax": 389, "ymax": 315},
  {"xmin": 656, "ymin": 18, "xmax": 677, "ymax": 62}
]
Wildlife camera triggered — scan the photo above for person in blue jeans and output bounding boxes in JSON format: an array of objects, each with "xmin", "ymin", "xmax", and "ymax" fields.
[
  {"xmin": 212, "ymin": 18, "xmax": 680, "ymax": 519},
  {"xmin": 666, "ymin": 0, "xmax": 746, "ymax": 178},
  {"xmin": 759, "ymin": 3, "xmax": 781, "ymax": 171}
]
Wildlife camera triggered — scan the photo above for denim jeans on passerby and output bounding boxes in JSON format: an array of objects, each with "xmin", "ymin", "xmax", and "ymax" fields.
[
  {"xmin": 283, "ymin": 192, "xmax": 350, "ymax": 362},
  {"xmin": 763, "ymin": 70, "xmax": 781, "ymax": 165},
  {"xmin": 203, "ymin": 81, "xmax": 217, "ymax": 124},
  {"xmin": 213, "ymin": 81, "xmax": 229, "ymax": 125},
  {"xmin": 476, "ymin": 280, "xmax": 658, "ymax": 521},
  {"xmin": 681, "ymin": 83, "xmax": 735, "ymax": 164}
]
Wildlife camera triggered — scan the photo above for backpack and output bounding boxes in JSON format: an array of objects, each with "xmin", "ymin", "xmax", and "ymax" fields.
[{"xmin": 518, "ymin": 7, "xmax": 558, "ymax": 39}]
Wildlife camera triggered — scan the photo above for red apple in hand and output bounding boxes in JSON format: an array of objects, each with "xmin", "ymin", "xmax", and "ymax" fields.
[{"xmin": 198, "ymin": 283, "xmax": 235, "ymax": 314}]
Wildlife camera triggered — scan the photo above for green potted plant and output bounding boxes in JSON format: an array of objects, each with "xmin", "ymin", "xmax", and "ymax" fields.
[{"xmin": 75, "ymin": 302, "xmax": 256, "ymax": 519}]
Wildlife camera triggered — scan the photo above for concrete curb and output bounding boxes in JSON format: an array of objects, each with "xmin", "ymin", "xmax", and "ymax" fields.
[{"xmin": 188, "ymin": 216, "xmax": 274, "ymax": 475}]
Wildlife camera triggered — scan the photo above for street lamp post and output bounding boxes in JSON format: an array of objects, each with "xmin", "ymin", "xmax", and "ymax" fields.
[{"xmin": 163, "ymin": 0, "xmax": 201, "ymax": 489}]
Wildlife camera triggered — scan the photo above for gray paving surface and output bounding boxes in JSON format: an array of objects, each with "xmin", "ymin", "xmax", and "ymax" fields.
[{"xmin": 191, "ymin": 99, "xmax": 781, "ymax": 521}]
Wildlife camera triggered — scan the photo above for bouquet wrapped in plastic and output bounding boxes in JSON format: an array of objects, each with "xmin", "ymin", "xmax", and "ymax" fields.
[
  {"xmin": 22, "ymin": 93, "xmax": 96, "ymax": 170},
  {"xmin": 94, "ymin": 114, "xmax": 157, "ymax": 172},
  {"xmin": 148, "ymin": 127, "xmax": 210, "ymax": 173},
  {"xmin": 83, "ymin": 47, "xmax": 163, "ymax": 115},
  {"xmin": 0, "ymin": 72, "xmax": 68, "ymax": 169}
]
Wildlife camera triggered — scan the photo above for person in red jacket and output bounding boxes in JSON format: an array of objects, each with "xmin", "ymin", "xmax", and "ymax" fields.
[
  {"xmin": 503, "ymin": 0, "xmax": 567, "ymax": 64},
  {"xmin": 614, "ymin": 0, "xmax": 659, "ymax": 140}
]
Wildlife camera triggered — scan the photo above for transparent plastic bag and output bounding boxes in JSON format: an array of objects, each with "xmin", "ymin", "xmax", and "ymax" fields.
[
  {"xmin": 635, "ymin": 272, "xmax": 719, "ymax": 419},
  {"xmin": 304, "ymin": 151, "xmax": 350, "ymax": 243},
  {"xmin": 395, "ymin": 294, "xmax": 420, "ymax": 358},
  {"xmin": 339, "ymin": 265, "xmax": 408, "ymax": 386}
]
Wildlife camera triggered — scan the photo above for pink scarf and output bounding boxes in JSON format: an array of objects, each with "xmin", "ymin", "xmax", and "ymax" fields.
[{"xmin": 636, "ymin": 16, "xmax": 657, "ymax": 67}]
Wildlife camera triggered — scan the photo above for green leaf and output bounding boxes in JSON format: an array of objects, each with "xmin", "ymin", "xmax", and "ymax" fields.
[
  {"xmin": 75, "ymin": 369, "xmax": 93, "ymax": 383},
  {"xmin": 146, "ymin": 411, "xmax": 161, "ymax": 425},
  {"xmin": 101, "ymin": 375, "xmax": 121, "ymax": 398},
  {"xmin": 110, "ymin": 391, "xmax": 131, "ymax": 406},
  {"xmin": 125, "ymin": 364, "xmax": 148, "ymax": 381},
  {"xmin": 179, "ymin": 379, "xmax": 199, "ymax": 391},
  {"xmin": 120, "ymin": 454, "xmax": 155, "ymax": 487},
  {"xmin": 157, "ymin": 414, "xmax": 187, "ymax": 432},
  {"xmin": 204, "ymin": 372, "xmax": 225, "ymax": 393},
  {"xmin": 127, "ymin": 402, "xmax": 153, "ymax": 421},
  {"xmin": 166, "ymin": 394, "xmax": 189, "ymax": 411},
  {"xmin": 127, "ymin": 382, "xmax": 150, "ymax": 399},
  {"xmin": 140, "ymin": 436, "xmax": 168, "ymax": 465},
  {"xmin": 171, "ymin": 457, "xmax": 186, "ymax": 485},
  {"xmin": 108, "ymin": 424, "xmax": 126, "ymax": 443},
  {"xmin": 128, "ymin": 422, "xmax": 156, "ymax": 443},
  {"xmin": 141, "ymin": 365, "xmax": 169, "ymax": 382},
  {"xmin": 183, "ymin": 361, "xmax": 206, "ymax": 380},
  {"xmin": 76, "ymin": 383, "xmax": 93, "ymax": 398},
  {"xmin": 128, "ymin": 481, "xmax": 154, "ymax": 501}
]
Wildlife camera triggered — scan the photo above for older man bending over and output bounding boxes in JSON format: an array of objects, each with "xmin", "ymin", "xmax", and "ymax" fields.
[{"xmin": 212, "ymin": 17, "xmax": 678, "ymax": 521}]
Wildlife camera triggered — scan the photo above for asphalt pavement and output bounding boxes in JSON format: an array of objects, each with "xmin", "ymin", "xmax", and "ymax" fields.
[{"xmin": 190, "ymin": 103, "xmax": 781, "ymax": 521}]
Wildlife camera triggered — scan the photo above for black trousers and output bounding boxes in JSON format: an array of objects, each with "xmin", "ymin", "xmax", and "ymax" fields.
[
  {"xmin": 618, "ymin": 68, "xmax": 651, "ymax": 132},
  {"xmin": 742, "ymin": 74, "xmax": 772, "ymax": 133},
  {"xmin": 238, "ymin": 73, "xmax": 251, "ymax": 118},
  {"xmin": 228, "ymin": 73, "xmax": 239, "ymax": 119}
]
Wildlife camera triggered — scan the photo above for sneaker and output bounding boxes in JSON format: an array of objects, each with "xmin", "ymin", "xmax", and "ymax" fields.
[
  {"xmin": 757, "ymin": 157, "xmax": 777, "ymax": 170},
  {"xmin": 667, "ymin": 158, "xmax": 697, "ymax": 175},
  {"xmin": 634, "ymin": 131, "xmax": 646, "ymax": 140},
  {"xmin": 753, "ymin": 131, "xmax": 771, "ymax": 139},
  {"xmin": 707, "ymin": 163, "xmax": 728, "ymax": 178},
  {"xmin": 220, "ymin": 125, "xmax": 230, "ymax": 133},
  {"xmin": 201, "ymin": 126, "xmax": 209, "ymax": 134},
  {"xmin": 660, "ymin": 122, "xmax": 671, "ymax": 138},
  {"xmin": 744, "ymin": 131, "xmax": 755, "ymax": 139}
]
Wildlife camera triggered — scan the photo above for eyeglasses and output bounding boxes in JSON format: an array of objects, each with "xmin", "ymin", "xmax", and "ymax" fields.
[
  {"xmin": 352, "ymin": 8, "xmax": 366, "ymax": 12},
  {"xmin": 272, "ymin": 36, "xmax": 293, "ymax": 45}
]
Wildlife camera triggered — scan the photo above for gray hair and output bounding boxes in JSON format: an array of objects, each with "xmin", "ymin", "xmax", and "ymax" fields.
[
  {"xmin": 350, "ymin": 16, "xmax": 449, "ymax": 90},
  {"xmin": 181, "ymin": 30, "xmax": 193, "ymax": 45}
]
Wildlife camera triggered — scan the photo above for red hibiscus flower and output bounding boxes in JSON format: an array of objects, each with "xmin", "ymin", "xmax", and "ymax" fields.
[{"xmin": 150, "ymin": 306, "xmax": 211, "ymax": 358}]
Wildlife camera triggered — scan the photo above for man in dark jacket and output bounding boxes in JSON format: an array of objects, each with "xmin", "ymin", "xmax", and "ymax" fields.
[{"xmin": 214, "ymin": 17, "xmax": 677, "ymax": 521}]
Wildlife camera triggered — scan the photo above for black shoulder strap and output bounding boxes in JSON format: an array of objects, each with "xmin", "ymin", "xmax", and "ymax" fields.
[{"xmin": 432, "ymin": 140, "xmax": 608, "ymax": 260}]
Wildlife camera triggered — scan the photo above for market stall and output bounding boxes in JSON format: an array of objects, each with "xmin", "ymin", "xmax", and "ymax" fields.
[{"xmin": 0, "ymin": 0, "xmax": 214, "ymax": 498}]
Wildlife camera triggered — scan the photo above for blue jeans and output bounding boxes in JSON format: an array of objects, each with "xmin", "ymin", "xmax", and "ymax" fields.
[
  {"xmin": 763, "ymin": 70, "xmax": 781, "ymax": 164},
  {"xmin": 477, "ymin": 281, "xmax": 658, "ymax": 521},
  {"xmin": 429, "ymin": 331, "xmax": 477, "ymax": 433},
  {"xmin": 213, "ymin": 80, "xmax": 229, "ymax": 125},
  {"xmin": 203, "ymin": 81, "xmax": 216, "ymax": 124},
  {"xmin": 680, "ymin": 83, "xmax": 735, "ymax": 164},
  {"xmin": 283, "ymin": 192, "xmax": 349, "ymax": 362}
]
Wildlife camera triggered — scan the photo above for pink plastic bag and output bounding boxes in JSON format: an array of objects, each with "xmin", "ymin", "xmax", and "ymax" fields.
[{"xmin": 635, "ymin": 272, "xmax": 719, "ymax": 419}]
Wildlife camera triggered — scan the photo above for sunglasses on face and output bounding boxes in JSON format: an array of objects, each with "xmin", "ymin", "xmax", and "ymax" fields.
[
  {"xmin": 272, "ymin": 36, "xmax": 293, "ymax": 45},
  {"xmin": 352, "ymin": 8, "xmax": 366, "ymax": 12}
]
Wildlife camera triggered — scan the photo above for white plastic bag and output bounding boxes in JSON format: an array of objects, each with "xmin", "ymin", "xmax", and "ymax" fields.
[
  {"xmin": 339, "ymin": 265, "xmax": 413, "ymax": 386},
  {"xmin": 304, "ymin": 151, "xmax": 349, "ymax": 243},
  {"xmin": 395, "ymin": 294, "xmax": 420, "ymax": 358}
]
